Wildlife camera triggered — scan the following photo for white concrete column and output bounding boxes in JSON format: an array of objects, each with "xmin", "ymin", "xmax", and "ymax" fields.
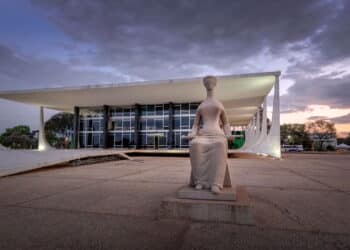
[
  {"xmin": 267, "ymin": 75, "xmax": 281, "ymax": 158},
  {"xmin": 38, "ymin": 106, "xmax": 52, "ymax": 151}
]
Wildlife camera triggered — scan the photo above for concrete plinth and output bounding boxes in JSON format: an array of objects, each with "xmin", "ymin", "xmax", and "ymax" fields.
[{"xmin": 159, "ymin": 186, "xmax": 254, "ymax": 225}]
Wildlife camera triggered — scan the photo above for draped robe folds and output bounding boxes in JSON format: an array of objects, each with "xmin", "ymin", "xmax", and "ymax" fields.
[{"xmin": 189, "ymin": 99, "xmax": 232, "ymax": 189}]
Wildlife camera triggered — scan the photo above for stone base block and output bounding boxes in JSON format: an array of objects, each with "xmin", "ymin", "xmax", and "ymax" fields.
[
  {"xmin": 177, "ymin": 186, "xmax": 236, "ymax": 201},
  {"xmin": 159, "ymin": 186, "xmax": 254, "ymax": 225}
]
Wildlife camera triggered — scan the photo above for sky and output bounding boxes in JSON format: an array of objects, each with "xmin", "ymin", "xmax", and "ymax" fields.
[{"xmin": 0, "ymin": 0, "xmax": 349, "ymax": 137}]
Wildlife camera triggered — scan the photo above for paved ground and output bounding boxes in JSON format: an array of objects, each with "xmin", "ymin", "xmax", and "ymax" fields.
[
  {"xmin": 0, "ymin": 149, "xmax": 131, "ymax": 177},
  {"xmin": 0, "ymin": 153, "xmax": 349, "ymax": 249}
]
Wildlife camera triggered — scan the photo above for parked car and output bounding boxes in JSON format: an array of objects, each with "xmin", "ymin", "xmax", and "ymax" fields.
[{"xmin": 282, "ymin": 144, "xmax": 304, "ymax": 152}]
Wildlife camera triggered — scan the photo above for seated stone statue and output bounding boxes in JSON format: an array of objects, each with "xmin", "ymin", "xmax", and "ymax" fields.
[{"xmin": 188, "ymin": 76, "xmax": 233, "ymax": 194}]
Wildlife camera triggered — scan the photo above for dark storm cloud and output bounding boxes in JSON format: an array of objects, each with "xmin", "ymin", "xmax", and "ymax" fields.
[
  {"xmin": 31, "ymin": 0, "xmax": 341, "ymax": 80},
  {"xmin": 0, "ymin": 44, "xmax": 130, "ymax": 91}
]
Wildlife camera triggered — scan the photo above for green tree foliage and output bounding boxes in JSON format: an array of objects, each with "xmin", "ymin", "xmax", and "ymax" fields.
[
  {"xmin": 0, "ymin": 125, "xmax": 37, "ymax": 149},
  {"xmin": 280, "ymin": 124, "xmax": 312, "ymax": 149},
  {"xmin": 306, "ymin": 120, "xmax": 336, "ymax": 151},
  {"xmin": 45, "ymin": 112, "xmax": 74, "ymax": 148}
]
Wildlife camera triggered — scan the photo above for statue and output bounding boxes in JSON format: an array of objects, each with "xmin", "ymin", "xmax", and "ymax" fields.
[{"xmin": 188, "ymin": 76, "xmax": 233, "ymax": 194}]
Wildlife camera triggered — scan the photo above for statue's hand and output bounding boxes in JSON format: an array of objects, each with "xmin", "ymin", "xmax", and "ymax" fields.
[
  {"xmin": 226, "ymin": 135, "xmax": 234, "ymax": 142},
  {"xmin": 186, "ymin": 133, "xmax": 197, "ymax": 140}
]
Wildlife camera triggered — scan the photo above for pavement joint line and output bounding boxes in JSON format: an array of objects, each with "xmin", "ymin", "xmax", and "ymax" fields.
[
  {"xmin": 5, "ymin": 203, "xmax": 161, "ymax": 221},
  {"xmin": 279, "ymin": 166, "xmax": 350, "ymax": 195},
  {"xmin": 250, "ymin": 193, "xmax": 307, "ymax": 228}
]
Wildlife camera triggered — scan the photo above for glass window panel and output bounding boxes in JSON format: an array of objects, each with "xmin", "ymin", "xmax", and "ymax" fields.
[
  {"xmin": 88, "ymin": 119, "xmax": 93, "ymax": 131},
  {"xmin": 163, "ymin": 118, "xmax": 169, "ymax": 129},
  {"xmin": 174, "ymin": 104, "xmax": 180, "ymax": 115},
  {"xmin": 156, "ymin": 105, "xmax": 163, "ymax": 116},
  {"xmin": 174, "ymin": 132, "xmax": 180, "ymax": 148},
  {"xmin": 155, "ymin": 119, "xmax": 162, "ymax": 130},
  {"xmin": 123, "ymin": 119, "xmax": 130, "ymax": 130},
  {"xmin": 87, "ymin": 133, "xmax": 92, "ymax": 146},
  {"xmin": 130, "ymin": 119, "xmax": 135, "ymax": 129},
  {"xmin": 79, "ymin": 134, "xmax": 85, "ymax": 147},
  {"xmin": 92, "ymin": 120, "xmax": 100, "ymax": 131},
  {"xmin": 181, "ymin": 116, "xmax": 189, "ymax": 129},
  {"xmin": 115, "ymin": 119, "xmax": 122, "ymax": 130},
  {"xmin": 115, "ymin": 133, "xmax": 122, "ymax": 146},
  {"xmin": 159, "ymin": 133, "xmax": 166, "ymax": 146},
  {"xmin": 181, "ymin": 131, "xmax": 189, "ymax": 147},
  {"xmin": 79, "ymin": 120, "xmax": 84, "ymax": 131},
  {"xmin": 142, "ymin": 133, "xmax": 147, "ymax": 147},
  {"xmin": 130, "ymin": 108, "xmax": 135, "ymax": 116},
  {"xmin": 141, "ymin": 105, "xmax": 147, "ymax": 116},
  {"xmin": 174, "ymin": 117, "xmax": 180, "ymax": 129},
  {"xmin": 93, "ymin": 134, "xmax": 100, "ymax": 148},
  {"xmin": 190, "ymin": 103, "xmax": 199, "ymax": 114},
  {"xmin": 115, "ymin": 108, "xmax": 123, "ymax": 116},
  {"xmin": 140, "ymin": 119, "xmax": 146, "ymax": 130},
  {"xmin": 147, "ymin": 105, "xmax": 155, "ymax": 116},
  {"xmin": 122, "ymin": 133, "xmax": 130, "ymax": 147},
  {"xmin": 164, "ymin": 104, "xmax": 169, "ymax": 115},
  {"xmin": 130, "ymin": 133, "xmax": 135, "ymax": 145},
  {"xmin": 123, "ymin": 108, "xmax": 130, "ymax": 117},
  {"xmin": 147, "ymin": 118, "xmax": 155, "ymax": 130},
  {"xmin": 181, "ymin": 104, "xmax": 189, "ymax": 115}
]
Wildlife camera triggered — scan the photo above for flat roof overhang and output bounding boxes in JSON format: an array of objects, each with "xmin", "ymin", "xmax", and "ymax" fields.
[{"xmin": 0, "ymin": 71, "xmax": 280, "ymax": 126}]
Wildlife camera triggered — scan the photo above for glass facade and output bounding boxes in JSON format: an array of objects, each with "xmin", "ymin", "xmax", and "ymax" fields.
[
  {"xmin": 78, "ymin": 102, "xmax": 199, "ymax": 149},
  {"xmin": 79, "ymin": 108, "xmax": 104, "ymax": 148}
]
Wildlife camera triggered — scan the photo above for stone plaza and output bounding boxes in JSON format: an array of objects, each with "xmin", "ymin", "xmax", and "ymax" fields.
[{"xmin": 0, "ymin": 153, "xmax": 349, "ymax": 249}]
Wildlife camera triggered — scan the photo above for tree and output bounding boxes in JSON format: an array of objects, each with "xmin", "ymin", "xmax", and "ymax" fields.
[
  {"xmin": 280, "ymin": 124, "xmax": 312, "ymax": 149},
  {"xmin": 45, "ymin": 113, "xmax": 74, "ymax": 148},
  {"xmin": 0, "ymin": 125, "xmax": 37, "ymax": 149},
  {"xmin": 306, "ymin": 120, "xmax": 336, "ymax": 151},
  {"xmin": 338, "ymin": 133, "xmax": 350, "ymax": 145}
]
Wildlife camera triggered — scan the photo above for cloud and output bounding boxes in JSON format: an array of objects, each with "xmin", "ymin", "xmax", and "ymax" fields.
[
  {"xmin": 330, "ymin": 113, "xmax": 350, "ymax": 124},
  {"xmin": 307, "ymin": 116, "xmax": 329, "ymax": 121},
  {"xmin": 0, "ymin": 44, "xmax": 135, "ymax": 91}
]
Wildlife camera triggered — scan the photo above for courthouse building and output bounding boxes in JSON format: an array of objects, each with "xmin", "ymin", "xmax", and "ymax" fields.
[{"xmin": 0, "ymin": 71, "xmax": 281, "ymax": 157}]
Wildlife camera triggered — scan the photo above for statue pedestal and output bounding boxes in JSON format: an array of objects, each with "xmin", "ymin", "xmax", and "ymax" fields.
[{"xmin": 159, "ymin": 186, "xmax": 254, "ymax": 225}]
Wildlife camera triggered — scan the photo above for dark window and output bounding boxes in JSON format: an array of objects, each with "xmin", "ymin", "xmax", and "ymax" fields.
[
  {"xmin": 181, "ymin": 104, "xmax": 189, "ymax": 115},
  {"xmin": 174, "ymin": 132, "xmax": 180, "ymax": 148},
  {"xmin": 181, "ymin": 116, "xmax": 189, "ymax": 129},
  {"xmin": 190, "ymin": 103, "xmax": 199, "ymax": 114},
  {"xmin": 174, "ymin": 104, "xmax": 180, "ymax": 115},
  {"xmin": 141, "ymin": 105, "xmax": 147, "ymax": 116},
  {"xmin": 155, "ymin": 119, "xmax": 162, "ymax": 130},
  {"xmin": 164, "ymin": 104, "xmax": 169, "ymax": 115},
  {"xmin": 130, "ymin": 119, "xmax": 135, "ymax": 129},
  {"xmin": 140, "ymin": 119, "xmax": 146, "ymax": 130},
  {"xmin": 122, "ymin": 133, "xmax": 130, "ymax": 147},
  {"xmin": 87, "ymin": 133, "xmax": 92, "ymax": 146},
  {"xmin": 123, "ymin": 108, "xmax": 130, "ymax": 117},
  {"xmin": 156, "ymin": 105, "xmax": 163, "ymax": 116},
  {"xmin": 115, "ymin": 119, "xmax": 122, "ymax": 130},
  {"xmin": 123, "ymin": 119, "xmax": 130, "ymax": 130},
  {"xmin": 147, "ymin": 105, "xmax": 155, "ymax": 116},
  {"xmin": 147, "ymin": 118, "xmax": 155, "ymax": 130},
  {"xmin": 181, "ymin": 131, "xmax": 189, "ymax": 147},
  {"xmin": 115, "ymin": 108, "xmax": 123, "ymax": 117},
  {"xmin": 130, "ymin": 108, "xmax": 135, "ymax": 116},
  {"xmin": 93, "ymin": 134, "xmax": 100, "ymax": 148},
  {"xmin": 115, "ymin": 133, "xmax": 122, "ymax": 146},
  {"xmin": 174, "ymin": 117, "xmax": 180, "ymax": 129},
  {"xmin": 164, "ymin": 118, "xmax": 169, "ymax": 129},
  {"xmin": 92, "ymin": 120, "xmax": 100, "ymax": 131}
]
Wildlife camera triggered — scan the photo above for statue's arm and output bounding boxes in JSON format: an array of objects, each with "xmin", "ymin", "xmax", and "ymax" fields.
[
  {"xmin": 220, "ymin": 109, "xmax": 234, "ymax": 141},
  {"xmin": 188, "ymin": 109, "xmax": 201, "ymax": 139}
]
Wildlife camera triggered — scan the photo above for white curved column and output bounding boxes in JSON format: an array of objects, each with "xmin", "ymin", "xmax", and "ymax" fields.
[
  {"xmin": 38, "ymin": 106, "xmax": 52, "ymax": 151},
  {"xmin": 264, "ymin": 76, "xmax": 281, "ymax": 158}
]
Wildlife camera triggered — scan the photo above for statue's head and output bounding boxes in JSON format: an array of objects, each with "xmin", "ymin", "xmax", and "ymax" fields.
[{"xmin": 203, "ymin": 76, "xmax": 217, "ymax": 91}]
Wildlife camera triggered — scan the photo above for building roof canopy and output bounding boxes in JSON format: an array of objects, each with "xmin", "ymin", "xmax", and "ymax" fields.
[{"xmin": 0, "ymin": 71, "xmax": 279, "ymax": 125}]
